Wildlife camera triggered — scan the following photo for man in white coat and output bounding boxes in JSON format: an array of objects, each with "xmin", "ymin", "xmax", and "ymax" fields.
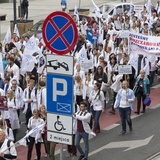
[
  {"xmin": 73, "ymin": 101, "xmax": 96, "ymax": 160},
  {"xmin": 37, "ymin": 81, "xmax": 46, "ymax": 108},
  {"xmin": 23, "ymin": 79, "xmax": 38, "ymax": 126}
]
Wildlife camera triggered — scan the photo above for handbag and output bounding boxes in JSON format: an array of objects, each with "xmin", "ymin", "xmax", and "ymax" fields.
[
  {"xmin": 143, "ymin": 95, "xmax": 151, "ymax": 106},
  {"xmin": 101, "ymin": 82, "xmax": 108, "ymax": 92}
]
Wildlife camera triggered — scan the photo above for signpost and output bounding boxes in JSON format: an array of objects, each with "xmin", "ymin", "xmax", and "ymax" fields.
[{"xmin": 43, "ymin": 11, "xmax": 78, "ymax": 160}]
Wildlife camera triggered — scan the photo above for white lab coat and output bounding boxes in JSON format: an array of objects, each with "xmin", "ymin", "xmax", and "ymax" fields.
[
  {"xmin": 0, "ymin": 138, "xmax": 17, "ymax": 160},
  {"xmin": 73, "ymin": 111, "xmax": 96, "ymax": 137},
  {"xmin": 4, "ymin": 98, "xmax": 20, "ymax": 130},
  {"xmin": 37, "ymin": 87, "xmax": 46, "ymax": 108},
  {"xmin": 23, "ymin": 87, "xmax": 38, "ymax": 114}
]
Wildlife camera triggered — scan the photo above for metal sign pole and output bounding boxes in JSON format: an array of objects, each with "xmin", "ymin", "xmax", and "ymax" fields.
[
  {"xmin": 13, "ymin": 0, "xmax": 17, "ymax": 26},
  {"xmin": 60, "ymin": 144, "xmax": 63, "ymax": 160}
]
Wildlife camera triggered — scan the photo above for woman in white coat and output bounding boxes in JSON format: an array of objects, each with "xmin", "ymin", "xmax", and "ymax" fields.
[
  {"xmin": 4, "ymin": 89, "xmax": 20, "ymax": 142},
  {"xmin": 89, "ymin": 83, "xmax": 105, "ymax": 134}
]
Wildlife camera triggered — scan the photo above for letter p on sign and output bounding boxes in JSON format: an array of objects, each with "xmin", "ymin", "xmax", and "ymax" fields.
[{"xmin": 53, "ymin": 78, "xmax": 67, "ymax": 101}]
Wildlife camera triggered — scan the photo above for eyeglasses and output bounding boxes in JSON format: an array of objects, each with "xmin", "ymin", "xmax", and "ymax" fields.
[{"xmin": 12, "ymin": 83, "xmax": 17, "ymax": 85}]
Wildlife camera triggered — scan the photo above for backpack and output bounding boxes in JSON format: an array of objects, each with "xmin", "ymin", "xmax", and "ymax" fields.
[
  {"xmin": 84, "ymin": 112, "xmax": 93, "ymax": 129},
  {"xmin": 7, "ymin": 139, "xmax": 12, "ymax": 151}
]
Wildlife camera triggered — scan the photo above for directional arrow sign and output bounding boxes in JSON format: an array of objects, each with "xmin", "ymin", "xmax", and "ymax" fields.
[{"xmin": 89, "ymin": 135, "xmax": 154, "ymax": 156}]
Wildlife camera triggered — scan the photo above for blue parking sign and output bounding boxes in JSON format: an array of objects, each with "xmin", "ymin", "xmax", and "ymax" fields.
[{"xmin": 47, "ymin": 74, "xmax": 73, "ymax": 115}]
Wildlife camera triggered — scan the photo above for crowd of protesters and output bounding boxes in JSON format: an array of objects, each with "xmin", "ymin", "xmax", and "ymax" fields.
[{"xmin": 0, "ymin": 0, "xmax": 160, "ymax": 160}]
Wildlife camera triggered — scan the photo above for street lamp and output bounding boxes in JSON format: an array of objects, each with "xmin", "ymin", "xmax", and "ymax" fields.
[{"xmin": 13, "ymin": 0, "xmax": 17, "ymax": 26}]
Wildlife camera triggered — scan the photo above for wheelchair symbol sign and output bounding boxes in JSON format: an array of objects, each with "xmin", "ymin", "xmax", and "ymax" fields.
[
  {"xmin": 54, "ymin": 115, "xmax": 66, "ymax": 131},
  {"xmin": 47, "ymin": 113, "xmax": 73, "ymax": 134}
]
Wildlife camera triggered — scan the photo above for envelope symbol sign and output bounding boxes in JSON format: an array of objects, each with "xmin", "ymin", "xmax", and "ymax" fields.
[{"xmin": 57, "ymin": 103, "xmax": 71, "ymax": 113}]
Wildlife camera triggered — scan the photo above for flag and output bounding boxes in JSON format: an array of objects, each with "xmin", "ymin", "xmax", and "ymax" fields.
[
  {"xmin": 77, "ymin": 45, "xmax": 87, "ymax": 64},
  {"xmin": 74, "ymin": 5, "xmax": 79, "ymax": 22},
  {"xmin": 113, "ymin": 7, "xmax": 117, "ymax": 16},
  {"xmin": 23, "ymin": 35, "xmax": 38, "ymax": 56},
  {"xmin": 17, "ymin": 123, "xmax": 45, "ymax": 146},
  {"xmin": 37, "ymin": 49, "xmax": 46, "ymax": 74},
  {"xmin": 20, "ymin": 54, "xmax": 35, "ymax": 76},
  {"xmin": 98, "ymin": 20, "xmax": 103, "ymax": 43},
  {"xmin": 0, "ymin": 53, "xmax": 4, "ymax": 79},
  {"xmin": 91, "ymin": 0, "xmax": 101, "ymax": 18},
  {"xmin": 14, "ymin": 24, "xmax": 20, "ymax": 38},
  {"xmin": 4, "ymin": 26, "xmax": 11, "ymax": 44}
]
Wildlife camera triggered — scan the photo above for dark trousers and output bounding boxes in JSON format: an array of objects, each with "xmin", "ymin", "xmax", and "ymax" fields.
[
  {"xmin": 25, "ymin": 106, "xmax": 32, "ymax": 126},
  {"xmin": 91, "ymin": 109, "xmax": 102, "ymax": 132},
  {"xmin": 76, "ymin": 95, "xmax": 83, "ymax": 106},
  {"xmin": 67, "ymin": 134, "xmax": 77, "ymax": 155},
  {"xmin": 13, "ymin": 129, "xmax": 17, "ymax": 143},
  {"xmin": 149, "ymin": 71, "xmax": 155, "ymax": 86},
  {"xmin": 112, "ymin": 92, "xmax": 117, "ymax": 112},
  {"xmin": 136, "ymin": 92, "xmax": 146, "ymax": 113},
  {"xmin": 27, "ymin": 136, "xmax": 41, "ymax": 160},
  {"xmin": 119, "ymin": 107, "xmax": 132, "ymax": 132}
]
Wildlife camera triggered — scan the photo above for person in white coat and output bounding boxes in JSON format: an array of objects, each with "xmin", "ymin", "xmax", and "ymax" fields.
[
  {"xmin": 27, "ymin": 109, "xmax": 44, "ymax": 160},
  {"xmin": 37, "ymin": 81, "xmax": 46, "ymax": 108},
  {"xmin": 89, "ymin": 82, "xmax": 105, "ymax": 134},
  {"xmin": 10, "ymin": 79, "xmax": 23, "ymax": 117},
  {"xmin": 5, "ymin": 89, "xmax": 20, "ymax": 142},
  {"xmin": 73, "ymin": 101, "xmax": 96, "ymax": 160},
  {"xmin": 0, "ymin": 129, "xmax": 17, "ymax": 160},
  {"xmin": 23, "ymin": 79, "xmax": 38, "ymax": 127},
  {"xmin": 0, "ymin": 119, "xmax": 14, "ymax": 142}
]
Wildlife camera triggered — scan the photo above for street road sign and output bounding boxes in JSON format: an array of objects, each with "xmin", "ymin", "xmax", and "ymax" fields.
[
  {"xmin": 47, "ymin": 113, "xmax": 73, "ymax": 134},
  {"xmin": 118, "ymin": 65, "xmax": 132, "ymax": 75},
  {"xmin": 46, "ymin": 54, "xmax": 74, "ymax": 75},
  {"xmin": 42, "ymin": 11, "xmax": 78, "ymax": 55},
  {"xmin": 47, "ymin": 74, "xmax": 73, "ymax": 115},
  {"xmin": 47, "ymin": 131, "xmax": 72, "ymax": 145}
]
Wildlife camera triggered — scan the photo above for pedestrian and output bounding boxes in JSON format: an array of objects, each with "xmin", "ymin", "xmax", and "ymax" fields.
[
  {"xmin": 21, "ymin": 0, "xmax": 29, "ymax": 20},
  {"xmin": 23, "ymin": 79, "xmax": 38, "ymax": 127},
  {"xmin": 61, "ymin": 0, "xmax": 67, "ymax": 12},
  {"xmin": 89, "ymin": 82, "xmax": 105, "ymax": 133},
  {"xmin": 73, "ymin": 101, "xmax": 96, "ymax": 160},
  {"xmin": 0, "ymin": 129, "xmax": 17, "ymax": 160},
  {"xmin": 27, "ymin": 109, "xmax": 44, "ymax": 160},
  {"xmin": 114, "ymin": 80, "xmax": 135, "ymax": 135},
  {"xmin": 4, "ymin": 89, "xmax": 20, "ymax": 142},
  {"xmin": 134, "ymin": 69, "xmax": 150, "ymax": 114}
]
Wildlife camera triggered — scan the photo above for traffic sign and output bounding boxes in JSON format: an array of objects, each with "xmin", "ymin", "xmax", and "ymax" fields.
[
  {"xmin": 47, "ymin": 74, "xmax": 73, "ymax": 115},
  {"xmin": 47, "ymin": 113, "xmax": 73, "ymax": 134},
  {"xmin": 47, "ymin": 131, "xmax": 72, "ymax": 145},
  {"xmin": 46, "ymin": 54, "xmax": 74, "ymax": 75},
  {"xmin": 42, "ymin": 11, "xmax": 78, "ymax": 55}
]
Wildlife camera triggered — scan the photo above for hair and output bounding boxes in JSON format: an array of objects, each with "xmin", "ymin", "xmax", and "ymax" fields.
[
  {"xmin": 8, "ymin": 57, "xmax": 14, "ymax": 62},
  {"xmin": 4, "ymin": 76, "xmax": 10, "ymax": 82},
  {"xmin": 39, "ymin": 81, "xmax": 45, "ymax": 87},
  {"xmin": 0, "ymin": 119, "xmax": 5, "ymax": 128},
  {"xmin": 95, "ymin": 65, "xmax": 103, "ymax": 75},
  {"xmin": 94, "ymin": 82, "xmax": 101, "ymax": 100},
  {"xmin": 74, "ymin": 75, "xmax": 83, "ymax": 90},
  {"xmin": 33, "ymin": 109, "xmax": 40, "ymax": 117},
  {"xmin": 7, "ymin": 89, "xmax": 14, "ymax": 100},
  {"xmin": 80, "ymin": 101, "xmax": 87, "ymax": 107}
]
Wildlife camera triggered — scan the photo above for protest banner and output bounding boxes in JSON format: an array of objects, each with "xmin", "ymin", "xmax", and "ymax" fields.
[
  {"xmin": 129, "ymin": 32, "xmax": 160, "ymax": 54},
  {"xmin": 118, "ymin": 65, "xmax": 132, "ymax": 75},
  {"xmin": 80, "ymin": 60, "xmax": 93, "ymax": 72}
]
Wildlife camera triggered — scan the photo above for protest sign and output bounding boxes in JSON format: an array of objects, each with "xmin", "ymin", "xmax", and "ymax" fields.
[{"xmin": 118, "ymin": 65, "xmax": 132, "ymax": 75}]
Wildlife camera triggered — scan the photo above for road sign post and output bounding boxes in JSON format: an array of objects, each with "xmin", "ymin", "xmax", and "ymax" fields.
[{"xmin": 43, "ymin": 11, "xmax": 77, "ymax": 159}]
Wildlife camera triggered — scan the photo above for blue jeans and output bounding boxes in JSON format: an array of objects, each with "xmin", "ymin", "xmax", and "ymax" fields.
[
  {"xmin": 75, "ymin": 131, "xmax": 89, "ymax": 159},
  {"xmin": 119, "ymin": 107, "xmax": 132, "ymax": 132},
  {"xmin": 91, "ymin": 109, "xmax": 102, "ymax": 132}
]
